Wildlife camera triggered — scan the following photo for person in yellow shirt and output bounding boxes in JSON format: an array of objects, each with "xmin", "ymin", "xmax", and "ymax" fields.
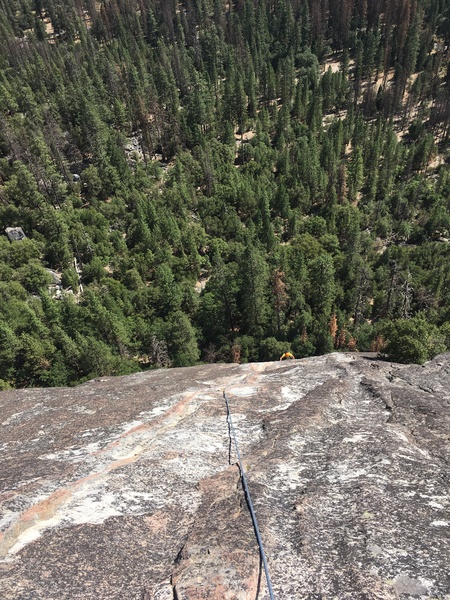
[{"xmin": 279, "ymin": 352, "xmax": 295, "ymax": 360}]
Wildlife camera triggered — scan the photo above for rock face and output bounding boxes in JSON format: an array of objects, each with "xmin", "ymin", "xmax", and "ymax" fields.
[{"xmin": 0, "ymin": 353, "xmax": 449, "ymax": 599}]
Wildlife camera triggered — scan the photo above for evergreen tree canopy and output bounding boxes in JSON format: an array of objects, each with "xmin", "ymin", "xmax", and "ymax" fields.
[{"xmin": 0, "ymin": 0, "xmax": 449, "ymax": 387}]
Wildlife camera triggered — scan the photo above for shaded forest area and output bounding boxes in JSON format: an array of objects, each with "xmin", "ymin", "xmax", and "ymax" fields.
[{"xmin": 1, "ymin": 0, "xmax": 450, "ymax": 388}]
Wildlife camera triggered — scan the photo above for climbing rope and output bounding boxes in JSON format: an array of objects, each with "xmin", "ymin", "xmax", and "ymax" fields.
[{"xmin": 223, "ymin": 390, "xmax": 276, "ymax": 600}]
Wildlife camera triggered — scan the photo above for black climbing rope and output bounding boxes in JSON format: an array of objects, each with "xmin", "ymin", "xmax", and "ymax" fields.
[{"xmin": 223, "ymin": 390, "xmax": 276, "ymax": 600}]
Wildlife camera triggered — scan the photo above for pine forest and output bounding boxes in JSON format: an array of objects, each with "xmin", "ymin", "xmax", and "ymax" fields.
[{"xmin": 1, "ymin": 0, "xmax": 450, "ymax": 388}]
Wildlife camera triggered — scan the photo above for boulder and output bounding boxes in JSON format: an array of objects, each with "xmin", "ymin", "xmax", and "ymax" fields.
[
  {"xmin": 45, "ymin": 269, "xmax": 62, "ymax": 285},
  {"xmin": 0, "ymin": 353, "xmax": 449, "ymax": 599},
  {"xmin": 5, "ymin": 227, "xmax": 26, "ymax": 242}
]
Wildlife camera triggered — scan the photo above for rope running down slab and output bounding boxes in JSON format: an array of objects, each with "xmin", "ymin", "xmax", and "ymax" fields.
[{"xmin": 223, "ymin": 390, "xmax": 275, "ymax": 600}]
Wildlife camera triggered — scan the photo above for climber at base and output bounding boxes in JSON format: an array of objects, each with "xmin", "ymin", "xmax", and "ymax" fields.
[{"xmin": 280, "ymin": 352, "xmax": 295, "ymax": 360}]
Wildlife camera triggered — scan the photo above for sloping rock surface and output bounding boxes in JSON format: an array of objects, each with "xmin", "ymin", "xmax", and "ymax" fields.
[{"xmin": 0, "ymin": 353, "xmax": 449, "ymax": 599}]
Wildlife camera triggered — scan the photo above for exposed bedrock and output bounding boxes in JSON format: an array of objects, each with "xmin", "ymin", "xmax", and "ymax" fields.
[{"xmin": 0, "ymin": 353, "xmax": 449, "ymax": 599}]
